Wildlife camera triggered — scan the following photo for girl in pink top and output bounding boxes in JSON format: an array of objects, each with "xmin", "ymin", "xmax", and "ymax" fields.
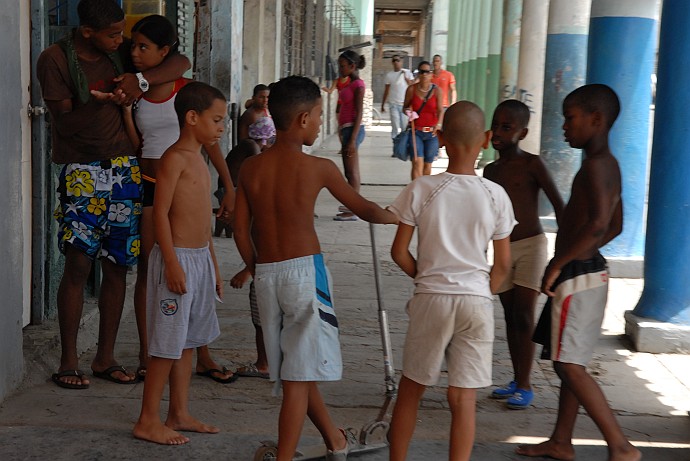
[{"xmin": 334, "ymin": 49, "xmax": 366, "ymax": 221}]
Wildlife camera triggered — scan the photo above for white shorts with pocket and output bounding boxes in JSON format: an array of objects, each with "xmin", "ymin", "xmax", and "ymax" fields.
[
  {"xmin": 402, "ymin": 293, "xmax": 494, "ymax": 388},
  {"xmin": 255, "ymin": 254, "xmax": 342, "ymax": 390}
]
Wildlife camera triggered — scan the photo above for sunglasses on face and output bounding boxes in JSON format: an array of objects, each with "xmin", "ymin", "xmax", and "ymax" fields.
[
  {"xmin": 418, "ymin": 69, "xmax": 431, "ymax": 74},
  {"xmin": 392, "ymin": 59, "xmax": 400, "ymax": 62}
]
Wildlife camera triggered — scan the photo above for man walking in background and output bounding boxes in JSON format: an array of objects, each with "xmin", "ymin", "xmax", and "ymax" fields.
[
  {"xmin": 381, "ymin": 55, "xmax": 414, "ymax": 139},
  {"xmin": 431, "ymin": 54, "xmax": 457, "ymax": 110}
]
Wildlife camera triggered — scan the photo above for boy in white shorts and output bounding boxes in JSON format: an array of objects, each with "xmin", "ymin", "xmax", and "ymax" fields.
[
  {"xmin": 484, "ymin": 99, "xmax": 564, "ymax": 409},
  {"xmin": 133, "ymin": 82, "xmax": 226, "ymax": 445},
  {"xmin": 516, "ymin": 85, "xmax": 640, "ymax": 461},
  {"xmin": 388, "ymin": 101, "xmax": 515, "ymax": 461},
  {"xmin": 233, "ymin": 76, "xmax": 397, "ymax": 461}
]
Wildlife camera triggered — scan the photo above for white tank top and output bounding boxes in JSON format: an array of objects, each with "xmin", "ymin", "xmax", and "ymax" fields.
[{"xmin": 134, "ymin": 78, "xmax": 187, "ymax": 159}]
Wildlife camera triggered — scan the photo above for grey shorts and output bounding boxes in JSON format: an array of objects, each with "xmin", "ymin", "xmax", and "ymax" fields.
[
  {"xmin": 147, "ymin": 244, "xmax": 221, "ymax": 359},
  {"xmin": 255, "ymin": 254, "xmax": 342, "ymax": 392}
]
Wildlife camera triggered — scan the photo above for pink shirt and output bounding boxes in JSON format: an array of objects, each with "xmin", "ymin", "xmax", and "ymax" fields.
[{"xmin": 338, "ymin": 78, "xmax": 365, "ymax": 126}]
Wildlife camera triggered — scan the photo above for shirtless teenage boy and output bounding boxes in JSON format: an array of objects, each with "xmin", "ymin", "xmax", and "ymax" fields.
[
  {"xmin": 233, "ymin": 75, "xmax": 397, "ymax": 461},
  {"xmin": 484, "ymin": 100, "xmax": 564, "ymax": 409},
  {"xmin": 516, "ymin": 84, "xmax": 640, "ymax": 461}
]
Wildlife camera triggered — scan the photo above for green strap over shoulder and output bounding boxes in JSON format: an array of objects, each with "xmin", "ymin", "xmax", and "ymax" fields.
[{"xmin": 57, "ymin": 29, "xmax": 125, "ymax": 105}]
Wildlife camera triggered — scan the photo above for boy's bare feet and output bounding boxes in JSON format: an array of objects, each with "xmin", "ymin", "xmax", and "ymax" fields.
[
  {"xmin": 610, "ymin": 445, "xmax": 642, "ymax": 461},
  {"xmin": 133, "ymin": 420, "xmax": 190, "ymax": 445},
  {"xmin": 515, "ymin": 439, "xmax": 575, "ymax": 461},
  {"xmin": 166, "ymin": 414, "xmax": 220, "ymax": 434}
]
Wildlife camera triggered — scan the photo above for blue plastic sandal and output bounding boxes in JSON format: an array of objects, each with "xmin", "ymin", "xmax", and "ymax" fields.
[
  {"xmin": 490, "ymin": 380, "xmax": 517, "ymax": 399},
  {"xmin": 506, "ymin": 388, "xmax": 534, "ymax": 410}
]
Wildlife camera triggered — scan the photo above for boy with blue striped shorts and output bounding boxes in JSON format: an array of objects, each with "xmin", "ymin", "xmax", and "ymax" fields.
[{"xmin": 233, "ymin": 76, "xmax": 397, "ymax": 461}]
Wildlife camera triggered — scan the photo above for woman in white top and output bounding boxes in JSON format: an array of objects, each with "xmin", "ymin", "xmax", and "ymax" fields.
[{"xmin": 123, "ymin": 15, "xmax": 236, "ymax": 383}]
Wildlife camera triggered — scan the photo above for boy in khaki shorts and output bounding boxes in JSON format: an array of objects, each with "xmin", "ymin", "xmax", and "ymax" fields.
[
  {"xmin": 483, "ymin": 99, "xmax": 564, "ymax": 409},
  {"xmin": 387, "ymin": 101, "xmax": 515, "ymax": 461}
]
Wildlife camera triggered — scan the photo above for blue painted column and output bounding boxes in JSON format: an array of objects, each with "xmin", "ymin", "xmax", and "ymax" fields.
[
  {"xmin": 634, "ymin": 0, "xmax": 690, "ymax": 324},
  {"xmin": 539, "ymin": 0, "xmax": 590, "ymax": 217},
  {"xmin": 587, "ymin": 0, "xmax": 658, "ymax": 258}
]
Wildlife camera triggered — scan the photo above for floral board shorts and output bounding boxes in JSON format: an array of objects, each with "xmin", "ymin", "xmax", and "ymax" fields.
[{"xmin": 54, "ymin": 156, "xmax": 143, "ymax": 267}]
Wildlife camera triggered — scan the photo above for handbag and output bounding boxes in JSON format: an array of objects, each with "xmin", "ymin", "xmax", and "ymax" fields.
[
  {"xmin": 391, "ymin": 85, "xmax": 435, "ymax": 162},
  {"xmin": 392, "ymin": 128, "xmax": 412, "ymax": 161}
]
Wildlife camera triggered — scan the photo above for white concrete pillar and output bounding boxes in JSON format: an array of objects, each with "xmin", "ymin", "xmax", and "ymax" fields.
[
  {"xmin": 500, "ymin": 0, "xmax": 522, "ymax": 101},
  {"xmin": 430, "ymin": 0, "xmax": 449, "ymax": 58},
  {"xmin": 516, "ymin": 0, "xmax": 550, "ymax": 154}
]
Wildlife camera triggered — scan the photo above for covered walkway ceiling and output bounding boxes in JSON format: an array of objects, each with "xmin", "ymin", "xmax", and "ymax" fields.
[{"xmin": 375, "ymin": 0, "xmax": 431, "ymax": 54}]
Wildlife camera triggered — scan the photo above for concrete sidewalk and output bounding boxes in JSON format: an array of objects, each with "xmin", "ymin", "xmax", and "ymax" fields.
[{"xmin": 1, "ymin": 126, "xmax": 688, "ymax": 460}]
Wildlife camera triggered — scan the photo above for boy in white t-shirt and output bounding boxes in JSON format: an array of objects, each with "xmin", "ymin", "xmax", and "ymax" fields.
[
  {"xmin": 387, "ymin": 101, "xmax": 515, "ymax": 461},
  {"xmin": 381, "ymin": 54, "xmax": 415, "ymax": 139}
]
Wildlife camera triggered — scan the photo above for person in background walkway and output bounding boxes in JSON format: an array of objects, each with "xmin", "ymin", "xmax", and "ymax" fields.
[
  {"xmin": 403, "ymin": 61, "xmax": 444, "ymax": 179},
  {"xmin": 381, "ymin": 55, "xmax": 414, "ymax": 140},
  {"xmin": 333, "ymin": 49, "xmax": 366, "ymax": 221},
  {"xmin": 321, "ymin": 73, "xmax": 351, "ymax": 116},
  {"xmin": 484, "ymin": 99, "xmax": 564, "ymax": 410},
  {"xmin": 431, "ymin": 54, "xmax": 457, "ymax": 110},
  {"xmin": 239, "ymin": 84, "xmax": 276, "ymax": 150},
  {"xmin": 388, "ymin": 101, "xmax": 514, "ymax": 461},
  {"xmin": 516, "ymin": 84, "xmax": 640, "ymax": 461},
  {"xmin": 36, "ymin": 0, "xmax": 190, "ymax": 389}
]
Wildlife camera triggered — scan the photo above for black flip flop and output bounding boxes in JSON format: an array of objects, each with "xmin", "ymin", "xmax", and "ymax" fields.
[
  {"xmin": 196, "ymin": 367, "xmax": 239, "ymax": 384},
  {"xmin": 92, "ymin": 365, "xmax": 137, "ymax": 384},
  {"xmin": 52, "ymin": 369, "xmax": 89, "ymax": 390}
]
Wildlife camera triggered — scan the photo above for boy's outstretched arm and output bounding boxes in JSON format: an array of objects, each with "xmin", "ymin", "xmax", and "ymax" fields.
[
  {"xmin": 391, "ymin": 223, "xmax": 416, "ymax": 278},
  {"xmin": 153, "ymin": 152, "xmax": 187, "ymax": 294},
  {"xmin": 323, "ymin": 161, "xmax": 398, "ymax": 224},
  {"xmin": 534, "ymin": 156, "xmax": 565, "ymax": 224},
  {"xmin": 233, "ymin": 173, "xmax": 256, "ymax": 275},
  {"xmin": 490, "ymin": 237, "xmax": 511, "ymax": 294}
]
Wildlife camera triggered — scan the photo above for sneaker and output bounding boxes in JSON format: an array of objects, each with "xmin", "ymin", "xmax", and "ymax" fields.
[
  {"xmin": 326, "ymin": 428, "xmax": 358, "ymax": 461},
  {"xmin": 333, "ymin": 213, "xmax": 358, "ymax": 222},
  {"xmin": 506, "ymin": 388, "xmax": 534, "ymax": 410},
  {"xmin": 338, "ymin": 205, "xmax": 350, "ymax": 213},
  {"xmin": 490, "ymin": 380, "xmax": 517, "ymax": 399}
]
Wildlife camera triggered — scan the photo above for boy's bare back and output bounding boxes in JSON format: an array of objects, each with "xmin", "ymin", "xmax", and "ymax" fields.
[
  {"xmin": 158, "ymin": 143, "xmax": 213, "ymax": 248},
  {"xmin": 234, "ymin": 76, "xmax": 396, "ymax": 266},
  {"xmin": 238, "ymin": 147, "xmax": 330, "ymax": 262}
]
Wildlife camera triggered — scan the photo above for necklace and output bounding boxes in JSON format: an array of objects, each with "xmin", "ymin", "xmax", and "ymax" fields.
[{"xmin": 418, "ymin": 85, "xmax": 431, "ymax": 92}]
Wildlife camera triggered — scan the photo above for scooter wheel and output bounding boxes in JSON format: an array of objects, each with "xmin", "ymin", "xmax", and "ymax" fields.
[
  {"xmin": 359, "ymin": 420, "xmax": 390, "ymax": 445},
  {"xmin": 253, "ymin": 441, "xmax": 278, "ymax": 461}
]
